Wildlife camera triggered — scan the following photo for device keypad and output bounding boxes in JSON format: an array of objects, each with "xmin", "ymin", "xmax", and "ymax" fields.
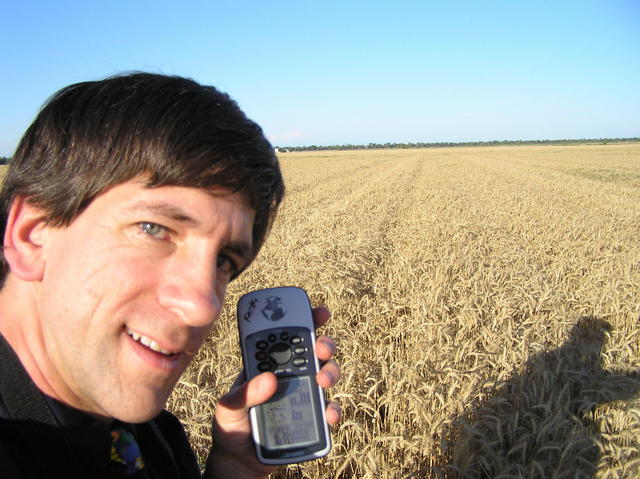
[{"xmin": 248, "ymin": 327, "xmax": 314, "ymax": 376}]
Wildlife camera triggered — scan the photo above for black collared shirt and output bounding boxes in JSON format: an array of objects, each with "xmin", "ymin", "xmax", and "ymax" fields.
[
  {"xmin": 0, "ymin": 336, "xmax": 201, "ymax": 479},
  {"xmin": 42, "ymin": 394, "xmax": 114, "ymax": 476}
]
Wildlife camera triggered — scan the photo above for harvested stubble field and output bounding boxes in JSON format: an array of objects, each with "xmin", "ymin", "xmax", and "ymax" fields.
[{"xmin": 167, "ymin": 143, "xmax": 640, "ymax": 478}]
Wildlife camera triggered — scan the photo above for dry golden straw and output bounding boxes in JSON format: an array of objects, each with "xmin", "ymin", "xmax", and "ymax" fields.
[
  {"xmin": 10, "ymin": 141, "xmax": 638, "ymax": 478},
  {"xmin": 168, "ymin": 143, "xmax": 640, "ymax": 478}
]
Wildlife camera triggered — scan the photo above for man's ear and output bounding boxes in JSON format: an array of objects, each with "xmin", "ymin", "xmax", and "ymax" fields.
[{"xmin": 3, "ymin": 197, "xmax": 49, "ymax": 281}]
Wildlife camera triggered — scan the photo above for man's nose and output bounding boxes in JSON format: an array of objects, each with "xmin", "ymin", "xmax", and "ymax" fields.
[{"xmin": 156, "ymin": 255, "xmax": 222, "ymax": 327}]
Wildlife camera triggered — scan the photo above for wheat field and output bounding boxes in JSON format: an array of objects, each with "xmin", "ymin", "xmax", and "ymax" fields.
[
  {"xmin": 168, "ymin": 143, "xmax": 639, "ymax": 478},
  {"xmin": 170, "ymin": 144, "xmax": 640, "ymax": 478},
  {"xmin": 3, "ymin": 142, "xmax": 639, "ymax": 477}
]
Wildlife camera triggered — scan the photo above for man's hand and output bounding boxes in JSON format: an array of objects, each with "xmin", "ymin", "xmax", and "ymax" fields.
[{"xmin": 205, "ymin": 307, "xmax": 341, "ymax": 478}]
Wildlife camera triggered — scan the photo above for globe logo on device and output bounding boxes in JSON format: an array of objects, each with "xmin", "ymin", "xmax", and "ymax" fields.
[{"xmin": 262, "ymin": 296, "xmax": 286, "ymax": 321}]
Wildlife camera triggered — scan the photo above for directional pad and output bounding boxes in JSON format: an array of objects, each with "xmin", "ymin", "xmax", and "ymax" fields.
[
  {"xmin": 246, "ymin": 327, "xmax": 314, "ymax": 376},
  {"xmin": 268, "ymin": 343, "xmax": 292, "ymax": 365}
]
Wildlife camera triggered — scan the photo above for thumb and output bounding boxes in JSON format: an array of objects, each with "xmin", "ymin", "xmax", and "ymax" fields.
[{"xmin": 216, "ymin": 373, "xmax": 278, "ymax": 429}]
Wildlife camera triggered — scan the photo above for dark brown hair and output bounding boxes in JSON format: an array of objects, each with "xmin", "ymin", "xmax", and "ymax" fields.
[{"xmin": 0, "ymin": 72, "xmax": 284, "ymax": 281}]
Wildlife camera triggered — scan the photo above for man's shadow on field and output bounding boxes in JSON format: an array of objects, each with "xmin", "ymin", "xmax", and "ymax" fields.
[{"xmin": 435, "ymin": 316, "xmax": 640, "ymax": 478}]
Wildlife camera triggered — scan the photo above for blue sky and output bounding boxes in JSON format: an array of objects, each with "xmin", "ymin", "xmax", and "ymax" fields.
[{"xmin": 1, "ymin": 0, "xmax": 638, "ymax": 155}]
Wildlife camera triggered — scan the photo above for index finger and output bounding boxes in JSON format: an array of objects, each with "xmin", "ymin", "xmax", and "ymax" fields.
[{"xmin": 312, "ymin": 306, "xmax": 330, "ymax": 329}]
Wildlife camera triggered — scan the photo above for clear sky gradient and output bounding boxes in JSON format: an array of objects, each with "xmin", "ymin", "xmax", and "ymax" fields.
[{"xmin": 1, "ymin": 0, "xmax": 639, "ymax": 155}]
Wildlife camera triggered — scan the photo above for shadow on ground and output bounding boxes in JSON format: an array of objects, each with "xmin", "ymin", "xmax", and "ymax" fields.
[{"xmin": 425, "ymin": 316, "xmax": 640, "ymax": 478}]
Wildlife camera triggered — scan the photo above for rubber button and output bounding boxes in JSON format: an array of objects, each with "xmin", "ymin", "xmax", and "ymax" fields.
[
  {"xmin": 280, "ymin": 332, "xmax": 289, "ymax": 341},
  {"xmin": 293, "ymin": 357, "xmax": 307, "ymax": 367},
  {"xmin": 269, "ymin": 343, "xmax": 292, "ymax": 365},
  {"xmin": 258, "ymin": 362, "xmax": 272, "ymax": 372},
  {"xmin": 290, "ymin": 336, "xmax": 302, "ymax": 344},
  {"xmin": 256, "ymin": 341, "xmax": 268, "ymax": 350},
  {"xmin": 268, "ymin": 334, "xmax": 277, "ymax": 342},
  {"xmin": 293, "ymin": 346, "xmax": 306, "ymax": 355},
  {"xmin": 255, "ymin": 351, "xmax": 267, "ymax": 361}
]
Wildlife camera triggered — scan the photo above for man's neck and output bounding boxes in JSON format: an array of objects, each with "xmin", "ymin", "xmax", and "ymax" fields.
[
  {"xmin": 0, "ymin": 275, "xmax": 68, "ymax": 409},
  {"xmin": 0, "ymin": 275, "xmax": 114, "ymax": 424}
]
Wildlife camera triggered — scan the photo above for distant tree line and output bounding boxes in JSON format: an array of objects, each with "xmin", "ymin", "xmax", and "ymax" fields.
[
  {"xmin": 275, "ymin": 137, "xmax": 640, "ymax": 152},
  {"xmin": 0, "ymin": 157, "xmax": 11, "ymax": 165}
]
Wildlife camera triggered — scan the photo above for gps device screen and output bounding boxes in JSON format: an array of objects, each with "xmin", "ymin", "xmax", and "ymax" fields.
[{"xmin": 258, "ymin": 375, "xmax": 320, "ymax": 450}]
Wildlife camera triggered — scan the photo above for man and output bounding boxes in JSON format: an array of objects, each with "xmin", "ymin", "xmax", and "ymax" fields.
[{"xmin": 0, "ymin": 73, "xmax": 341, "ymax": 478}]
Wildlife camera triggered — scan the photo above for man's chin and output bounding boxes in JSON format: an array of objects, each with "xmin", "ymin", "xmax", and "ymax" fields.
[
  {"xmin": 115, "ymin": 407, "xmax": 165, "ymax": 424},
  {"xmin": 107, "ymin": 395, "xmax": 169, "ymax": 423}
]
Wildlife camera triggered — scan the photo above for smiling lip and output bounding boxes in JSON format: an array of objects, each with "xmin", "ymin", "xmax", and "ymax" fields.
[{"xmin": 125, "ymin": 327, "xmax": 178, "ymax": 357}]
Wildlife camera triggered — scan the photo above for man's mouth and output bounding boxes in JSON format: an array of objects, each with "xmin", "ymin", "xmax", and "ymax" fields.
[{"xmin": 126, "ymin": 327, "xmax": 178, "ymax": 357}]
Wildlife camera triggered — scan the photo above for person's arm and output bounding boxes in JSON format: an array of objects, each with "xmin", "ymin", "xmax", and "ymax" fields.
[{"xmin": 203, "ymin": 307, "xmax": 341, "ymax": 479}]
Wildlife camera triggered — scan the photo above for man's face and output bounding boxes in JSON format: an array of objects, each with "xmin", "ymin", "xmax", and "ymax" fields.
[{"xmin": 36, "ymin": 177, "xmax": 255, "ymax": 422}]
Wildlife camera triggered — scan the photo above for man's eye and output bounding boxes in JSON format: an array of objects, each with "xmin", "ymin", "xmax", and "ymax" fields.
[
  {"xmin": 217, "ymin": 254, "xmax": 238, "ymax": 278},
  {"xmin": 139, "ymin": 222, "xmax": 170, "ymax": 240}
]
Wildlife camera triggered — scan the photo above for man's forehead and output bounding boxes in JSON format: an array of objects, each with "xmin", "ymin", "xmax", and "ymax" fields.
[{"xmin": 111, "ymin": 177, "xmax": 253, "ymax": 211}]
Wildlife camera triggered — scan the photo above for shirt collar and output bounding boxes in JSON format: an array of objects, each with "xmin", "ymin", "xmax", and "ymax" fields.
[{"xmin": 43, "ymin": 394, "xmax": 114, "ymax": 476}]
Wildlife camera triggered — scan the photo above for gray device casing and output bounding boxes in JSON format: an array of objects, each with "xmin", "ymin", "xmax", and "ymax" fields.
[{"xmin": 237, "ymin": 286, "xmax": 331, "ymax": 464}]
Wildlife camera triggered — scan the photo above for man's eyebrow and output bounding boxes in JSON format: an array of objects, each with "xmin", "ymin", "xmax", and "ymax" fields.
[
  {"xmin": 127, "ymin": 200, "xmax": 254, "ymax": 262},
  {"xmin": 126, "ymin": 201, "xmax": 199, "ymax": 225}
]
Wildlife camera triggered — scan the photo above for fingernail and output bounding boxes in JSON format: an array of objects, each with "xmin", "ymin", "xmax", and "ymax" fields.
[
  {"xmin": 322, "ymin": 339, "xmax": 336, "ymax": 356},
  {"xmin": 325, "ymin": 370, "xmax": 336, "ymax": 385}
]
